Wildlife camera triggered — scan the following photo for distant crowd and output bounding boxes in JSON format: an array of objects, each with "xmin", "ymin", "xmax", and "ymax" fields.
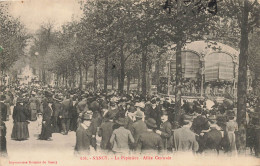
[{"xmin": 0, "ymin": 85, "xmax": 259, "ymax": 157}]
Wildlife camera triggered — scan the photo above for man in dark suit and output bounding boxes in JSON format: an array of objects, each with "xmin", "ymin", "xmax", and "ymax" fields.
[
  {"xmin": 136, "ymin": 118, "xmax": 163, "ymax": 154},
  {"xmin": 0, "ymin": 95, "xmax": 7, "ymax": 122},
  {"xmin": 149, "ymin": 99, "xmax": 162, "ymax": 129},
  {"xmin": 98, "ymin": 112, "xmax": 114, "ymax": 151},
  {"xmin": 131, "ymin": 110, "xmax": 147, "ymax": 149},
  {"xmin": 60, "ymin": 95, "xmax": 73, "ymax": 135},
  {"xmin": 52, "ymin": 96, "xmax": 63, "ymax": 133},
  {"xmin": 156, "ymin": 110, "xmax": 173, "ymax": 151}
]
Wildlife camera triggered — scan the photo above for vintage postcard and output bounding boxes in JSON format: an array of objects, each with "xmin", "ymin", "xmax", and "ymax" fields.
[{"xmin": 0, "ymin": 0, "xmax": 259, "ymax": 165}]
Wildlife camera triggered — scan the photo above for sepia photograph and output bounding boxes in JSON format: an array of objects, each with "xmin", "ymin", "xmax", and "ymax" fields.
[{"xmin": 0, "ymin": 0, "xmax": 260, "ymax": 165}]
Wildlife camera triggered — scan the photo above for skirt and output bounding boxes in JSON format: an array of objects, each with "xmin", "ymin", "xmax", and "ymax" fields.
[
  {"xmin": 11, "ymin": 122, "xmax": 29, "ymax": 140},
  {"xmin": 0, "ymin": 136, "xmax": 7, "ymax": 156},
  {"xmin": 39, "ymin": 120, "xmax": 52, "ymax": 140}
]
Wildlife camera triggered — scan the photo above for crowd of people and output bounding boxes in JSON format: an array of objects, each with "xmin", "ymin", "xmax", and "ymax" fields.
[{"xmin": 0, "ymin": 84, "xmax": 259, "ymax": 157}]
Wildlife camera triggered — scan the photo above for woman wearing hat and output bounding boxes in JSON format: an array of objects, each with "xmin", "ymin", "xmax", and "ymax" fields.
[
  {"xmin": 75, "ymin": 111, "xmax": 95, "ymax": 155},
  {"xmin": 11, "ymin": 97, "xmax": 30, "ymax": 141},
  {"xmin": 136, "ymin": 118, "xmax": 163, "ymax": 154},
  {"xmin": 110, "ymin": 117, "xmax": 134, "ymax": 154},
  {"xmin": 226, "ymin": 112, "xmax": 238, "ymax": 155}
]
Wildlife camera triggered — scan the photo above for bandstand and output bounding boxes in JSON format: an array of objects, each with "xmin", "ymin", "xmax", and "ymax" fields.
[{"xmin": 158, "ymin": 41, "xmax": 242, "ymax": 102}]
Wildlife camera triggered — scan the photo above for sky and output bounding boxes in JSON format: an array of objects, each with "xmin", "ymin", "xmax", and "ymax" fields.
[{"xmin": 5, "ymin": 0, "xmax": 83, "ymax": 33}]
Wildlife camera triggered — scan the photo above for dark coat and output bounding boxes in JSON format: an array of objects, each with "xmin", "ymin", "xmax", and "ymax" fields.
[
  {"xmin": 98, "ymin": 120, "xmax": 114, "ymax": 150},
  {"xmin": 118, "ymin": 105, "xmax": 127, "ymax": 118},
  {"xmin": 0, "ymin": 121, "xmax": 7, "ymax": 154},
  {"xmin": 12, "ymin": 104, "xmax": 29, "ymax": 122},
  {"xmin": 61, "ymin": 99, "xmax": 73, "ymax": 118},
  {"xmin": 0, "ymin": 102, "xmax": 7, "ymax": 121},
  {"xmin": 149, "ymin": 106, "xmax": 162, "ymax": 128},
  {"xmin": 108, "ymin": 107, "xmax": 119, "ymax": 120},
  {"xmin": 77, "ymin": 99, "xmax": 88, "ymax": 113},
  {"xmin": 131, "ymin": 119, "xmax": 147, "ymax": 142},
  {"xmin": 125, "ymin": 116, "xmax": 134, "ymax": 130},
  {"xmin": 0, "ymin": 121, "xmax": 6, "ymax": 137},
  {"xmin": 191, "ymin": 115, "xmax": 210, "ymax": 134},
  {"xmin": 160, "ymin": 121, "xmax": 173, "ymax": 149},
  {"xmin": 144, "ymin": 103, "xmax": 152, "ymax": 119},
  {"xmin": 52, "ymin": 101, "xmax": 62, "ymax": 117},
  {"xmin": 136, "ymin": 130, "xmax": 163, "ymax": 154},
  {"xmin": 42, "ymin": 101, "xmax": 52, "ymax": 121},
  {"xmin": 29, "ymin": 97, "xmax": 40, "ymax": 111},
  {"xmin": 198, "ymin": 128, "xmax": 223, "ymax": 153},
  {"xmin": 75, "ymin": 122, "xmax": 95, "ymax": 153}
]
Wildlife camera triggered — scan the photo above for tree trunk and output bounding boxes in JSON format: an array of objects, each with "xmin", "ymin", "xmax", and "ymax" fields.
[
  {"xmin": 141, "ymin": 46, "xmax": 147, "ymax": 96},
  {"xmin": 112, "ymin": 69, "xmax": 114, "ymax": 90},
  {"xmin": 79, "ymin": 64, "xmax": 82, "ymax": 90},
  {"xmin": 175, "ymin": 41, "xmax": 183, "ymax": 123},
  {"xmin": 85, "ymin": 66, "xmax": 88, "ymax": 90},
  {"xmin": 237, "ymin": 0, "xmax": 249, "ymax": 153},
  {"xmin": 156, "ymin": 54, "xmax": 160, "ymax": 86},
  {"xmin": 62, "ymin": 73, "xmax": 65, "ymax": 87},
  {"xmin": 42, "ymin": 70, "xmax": 46, "ymax": 85},
  {"xmin": 117, "ymin": 74, "xmax": 120, "ymax": 91},
  {"xmin": 65, "ymin": 71, "xmax": 68, "ymax": 88},
  {"xmin": 137, "ymin": 69, "xmax": 141, "ymax": 92},
  {"xmin": 0, "ymin": 69, "xmax": 3, "ymax": 86},
  {"xmin": 127, "ymin": 74, "xmax": 131, "ymax": 94},
  {"xmin": 104, "ymin": 53, "xmax": 108, "ymax": 94},
  {"xmin": 94, "ymin": 55, "xmax": 98, "ymax": 92},
  {"xmin": 147, "ymin": 63, "xmax": 152, "ymax": 95},
  {"xmin": 120, "ymin": 44, "xmax": 125, "ymax": 94}
]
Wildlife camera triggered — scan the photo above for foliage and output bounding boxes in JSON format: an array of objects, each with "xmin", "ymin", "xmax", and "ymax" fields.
[{"xmin": 0, "ymin": 2, "xmax": 28, "ymax": 73}]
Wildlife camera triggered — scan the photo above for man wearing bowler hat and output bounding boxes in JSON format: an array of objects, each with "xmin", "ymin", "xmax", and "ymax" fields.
[
  {"xmin": 98, "ymin": 112, "xmax": 115, "ymax": 152},
  {"xmin": 173, "ymin": 115, "xmax": 199, "ymax": 152},
  {"xmin": 156, "ymin": 110, "xmax": 173, "ymax": 151},
  {"xmin": 110, "ymin": 117, "xmax": 134, "ymax": 154},
  {"xmin": 131, "ymin": 110, "xmax": 147, "ymax": 149},
  {"xmin": 136, "ymin": 118, "xmax": 163, "ymax": 154}
]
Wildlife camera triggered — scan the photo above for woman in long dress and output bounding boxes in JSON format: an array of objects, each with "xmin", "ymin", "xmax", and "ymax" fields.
[
  {"xmin": 226, "ymin": 114, "xmax": 238, "ymax": 155},
  {"xmin": 38, "ymin": 97, "xmax": 53, "ymax": 140},
  {"xmin": 11, "ymin": 98, "xmax": 30, "ymax": 141}
]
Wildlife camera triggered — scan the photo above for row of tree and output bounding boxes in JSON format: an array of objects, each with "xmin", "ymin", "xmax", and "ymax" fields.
[{"xmin": 0, "ymin": 2, "xmax": 28, "ymax": 85}]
